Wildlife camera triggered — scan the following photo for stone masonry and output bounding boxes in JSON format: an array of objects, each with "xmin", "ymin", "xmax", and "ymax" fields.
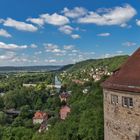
[{"xmin": 103, "ymin": 89, "xmax": 140, "ymax": 140}]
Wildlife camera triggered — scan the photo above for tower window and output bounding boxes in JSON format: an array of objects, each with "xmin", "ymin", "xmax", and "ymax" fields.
[
  {"xmin": 111, "ymin": 95, "xmax": 118, "ymax": 104},
  {"xmin": 122, "ymin": 97, "xmax": 133, "ymax": 108}
]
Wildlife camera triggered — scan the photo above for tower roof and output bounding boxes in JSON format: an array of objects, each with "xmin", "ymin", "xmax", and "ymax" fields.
[{"xmin": 102, "ymin": 48, "xmax": 140, "ymax": 93}]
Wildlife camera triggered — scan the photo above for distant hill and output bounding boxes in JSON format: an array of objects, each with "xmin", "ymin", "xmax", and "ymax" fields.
[
  {"xmin": 60, "ymin": 55, "xmax": 129, "ymax": 73},
  {"xmin": 0, "ymin": 55, "xmax": 129, "ymax": 73},
  {"xmin": 58, "ymin": 64, "xmax": 74, "ymax": 71},
  {"xmin": 0, "ymin": 66, "xmax": 62, "ymax": 73}
]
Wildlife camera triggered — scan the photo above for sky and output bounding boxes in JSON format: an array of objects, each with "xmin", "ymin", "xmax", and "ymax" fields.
[{"xmin": 0, "ymin": 0, "xmax": 140, "ymax": 66}]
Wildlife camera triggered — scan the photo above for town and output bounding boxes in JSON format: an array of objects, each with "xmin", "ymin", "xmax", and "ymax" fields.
[
  {"xmin": 30, "ymin": 66, "xmax": 112, "ymax": 133},
  {"xmin": 0, "ymin": 64, "xmax": 111, "ymax": 133},
  {"xmin": 0, "ymin": 55, "xmax": 129, "ymax": 140},
  {"xmin": 0, "ymin": 0, "xmax": 139, "ymax": 139},
  {"xmin": 0, "ymin": 61, "xmax": 113, "ymax": 139}
]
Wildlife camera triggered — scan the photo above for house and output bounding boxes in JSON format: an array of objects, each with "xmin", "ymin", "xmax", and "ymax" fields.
[
  {"xmin": 60, "ymin": 105, "xmax": 71, "ymax": 120},
  {"xmin": 59, "ymin": 92, "xmax": 70, "ymax": 102},
  {"xmin": 33, "ymin": 111, "xmax": 48, "ymax": 124},
  {"xmin": 23, "ymin": 83, "xmax": 36, "ymax": 87},
  {"xmin": 102, "ymin": 48, "xmax": 140, "ymax": 140}
]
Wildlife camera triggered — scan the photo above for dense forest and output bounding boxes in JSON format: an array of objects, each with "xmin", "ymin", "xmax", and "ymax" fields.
[
  {"xmin": 35, "ymin": 79, "xmax": 104, "ymax": 140},
  {"xmin": 66, "ymin": 55, "xmax": 128, "ymax": 72},
  {"xmin": 0, "ymin": 55, "xmax": 128, "ymax": 140}
]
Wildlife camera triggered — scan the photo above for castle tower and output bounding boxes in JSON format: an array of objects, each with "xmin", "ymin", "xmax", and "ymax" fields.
[{"xmin": 102, "ymin": 48, "xmax": 140, "ymax": 140}]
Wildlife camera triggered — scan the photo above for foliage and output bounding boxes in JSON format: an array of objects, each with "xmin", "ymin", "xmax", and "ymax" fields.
[{"xmin": 0, "ymin": 55, "xmax": 128, "ymax": 140}]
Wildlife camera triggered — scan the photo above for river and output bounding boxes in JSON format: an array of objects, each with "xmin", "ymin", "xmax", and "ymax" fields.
[{"xmin": 54, "ymin": 76, "xmax": 61, "ymax": 89}]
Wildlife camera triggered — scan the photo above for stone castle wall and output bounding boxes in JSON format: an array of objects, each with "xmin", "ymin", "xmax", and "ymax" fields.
[{"xmin": 103, "ymin": 89, "xmax": 140, "ymax": 140}]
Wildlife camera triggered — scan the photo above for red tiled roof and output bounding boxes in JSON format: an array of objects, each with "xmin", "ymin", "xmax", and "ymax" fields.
[
  {"xmin": 102, "ymin": 48, "xmax": 140, "ymax": 93},
  {"xmin": 60, "ymin": 105, "xmax": 71, "ymax": 120},
  {"xmin": 33, "ymin": 111, "xmax": 48, "ymax": 119},
  {"xmin": 60, "ymin": 106, "xmax": 71, "ymax": 113}
]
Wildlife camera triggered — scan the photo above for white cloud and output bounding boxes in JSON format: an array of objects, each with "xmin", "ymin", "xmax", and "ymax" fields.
[
  {"xmin": 62, "ymin": 7, "xmax": 87, "ymax": 18},
  {"xmin": 11, "ymin": 54, "xmax": 42, "ymax": 64},
  {"xmin": 51, "ymin": 48, "xmax": 62, "ymax": 53},
  {"xmin": 72, "ymin": 49, "xmax": 78, "ymax": 53},
  {"xmin": 28, "ymin": 13, "xmax": 69, "ymax": 26},
  {"xmin": 58, "ymin": 25, "xmax": 81, "ymax": 39},
  {"xmin": 45, "ymin": 59, "xmax": 57, "ymax": 63},
  {"xmin": 45, "ymin": 59, "xmax": 64, "ymax": 63},
  {"xmin": 117, "ymin": 51, "xmax": 123, "ymax": 54},
  {"xmin": 11, "ymin": 53, "xmax": 36, "ymax": 63},
  {"xmin": 59, "ymin": 25, "xmax": 73, "ymax": 34},
  {"xmin": 44, "ymin": 43, "xmax": 58, "ymax": 50},
  {"xmin": 12, "ymin": 57, "xmax": 30, "ymax": 63},
  {"xmin": 55, "ymin": 53, "xmax": 66, "ymax": 56},
  {"xmin": 0, "ymin": 51, "xmax": 16, "ymax": 60},
  {"xmin": 30, "ymin": 44, "xmax": 38, "ymax": 48},
  {"xmin": 3, "ymin": 18, "xmax": 38, "ymax": 32},
  {"xmin": 64, "ymin": 45, "xmax": 75, "ymax": 50},
  {"xmin": 0, "ymin": 19, "xmax": 4, "ymax": 23},
  {"xmin": 53, "ymin": 49, "xmax": 66, "ymax": 53},
  {"xmin": 26, "ymin": 18, "xmax": 44, "ymax": 26},
  {"xmin": 78, "ymin": 4, "xmax": 136, "ymax": 26},
  {"xmin": 71, "ymin": 34, "xmax": 80, "ymax": 39},
  {"xmin": 97, "ymin": 32, "xmax": 110, "ymax": 37},
  {"xmin": 120, "ymin": 23, "xmax": 127, "ymax": 27},
  {"xmin": 0, "ymin": 42, "xmax": 28, "ymax": 50},
  {"xmin": 41, "ymin": 13, "xmax": 69, "ymax": 26},
  {"xmin": 44, "ymin": 43, "xmax": 66, "ymax": 53},
  {"xmin": 32, "ymin": 59, "xmax": 38, "ymax": 63},
  {"xmin": 122, "ymin": 41, "xmax": 137, "ymax": 47},
  {"xmin": 34, "ymin": 51, "xmax": 42, "ymax": 55},
  {"xmin": 120, "ymin": 23, "xmax": 132, "ymax": 28},
  {"xmin": 68, "ymin": 53, "xmax": 77, "ymax": 56},
  {"xmin": 44, "ymin": 43, "xmax": 76, "ymax": 55},
  {"xmin": 136, "ymin": 19, "xmax": 140, "ymax": 26},
  {"xmin": 0, "ymin": 29, "xmax": 12, "ymax": 38}
]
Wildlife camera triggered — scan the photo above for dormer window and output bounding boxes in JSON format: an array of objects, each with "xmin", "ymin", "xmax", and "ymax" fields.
[
  {"xmin": 111, "ymin": 95, "xmax": 118, "ymax": 104},
  {"xmin": 122, "ymin": 97, "xmax": 133, "ymax": 108}
]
